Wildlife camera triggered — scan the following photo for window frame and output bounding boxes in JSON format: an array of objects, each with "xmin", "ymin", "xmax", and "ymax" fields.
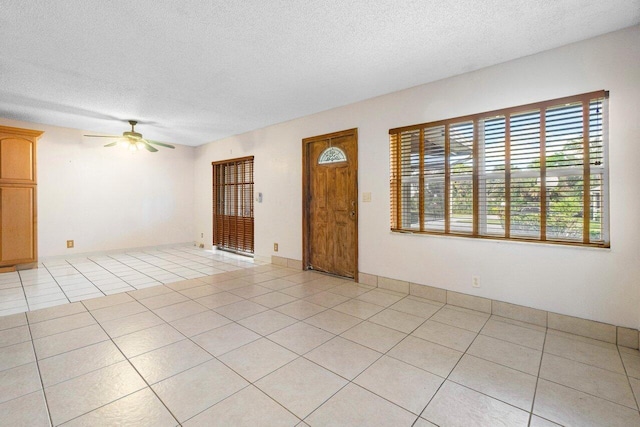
[{"xmin": 389, "ymin": 90, "xmax": 609, "ymax": 248}]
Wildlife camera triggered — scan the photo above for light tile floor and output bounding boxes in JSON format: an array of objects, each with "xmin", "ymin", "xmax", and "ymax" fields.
[
  {"xmin": 0, "ymin": 247, "xmax": 639, "ymax": 426},
  {"xmin": 0, "ymin": 245, "xmax": 256, "ymax": 316}
]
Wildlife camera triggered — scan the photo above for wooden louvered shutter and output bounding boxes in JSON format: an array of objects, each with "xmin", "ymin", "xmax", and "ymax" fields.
[
  {"xmin": 212, "ymin": 156, "xmax": 254, "ymax": 254},
  {"xmin": 389, "ymin": 90, "xmax": 608, "ymax": 247}
]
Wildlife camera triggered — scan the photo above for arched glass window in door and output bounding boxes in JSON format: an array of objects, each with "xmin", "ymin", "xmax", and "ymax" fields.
[{"xmin": 318, "ymin": 146, "xmax": 347, "ymax": 164}]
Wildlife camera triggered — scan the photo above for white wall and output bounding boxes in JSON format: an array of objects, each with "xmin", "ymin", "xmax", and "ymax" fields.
[
  {"xmin": 0, "ymin": 117, "xmax": 195, "ymax": 258},
  {"xmin": 195, "ymin": 26, "xmax": 640, "ymax": 329}
]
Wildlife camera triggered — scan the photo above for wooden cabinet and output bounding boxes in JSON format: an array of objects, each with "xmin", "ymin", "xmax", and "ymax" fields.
[{"xmin": 0, "ymin": 125, "xmax": 42, "ymax": 270}]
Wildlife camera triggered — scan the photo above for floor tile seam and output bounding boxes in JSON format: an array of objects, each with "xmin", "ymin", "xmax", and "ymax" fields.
[
  {"xmin": 0, "ymin": 315, "xmax": 28, "ymax": 331},
  {"xmin": 542, "ymin": 348, "xmax": 632, "ymax": 379},
  {"xmin": 424, "ymin": 317, "xmax": 486, "ymax": 336},
  {"xmin": 25, "ymin": 303, "xmax": 88, "ymax": 324},
  {"xmin": 542, "ymin": 347, "xmax": 627, "ymax": 376},
  {"xmin": 24, "ymin": 312, "xmax": 54, "ymax": 427},
  {"xmin": 404, "ymin": 332, "xmax": 474, "ymax": 355},
  {"xmin": 302, "ymin": 376, "xmax": 410, "ymax": 425},
  {"xmin": 29, "ymin": 319, "xmax": 100, "ymax": 341},
  {"xmin": 440, "ymin": 303, "xmax": 492, "ymax": 318},
  {"xmin": 34, "ymin": 335, "xmax": 112, "ymax": 362},
  {"xmin": 262, "ymin": 326, "xmax": 337, "ymax": 356},
  {"xmin": 337, "ymin": 324, "xmax": 408, "ymax": 354},
  {"xmin": 619, "ymin": 345, "xmax": 640, "ymax": 411},
  {"xmin": 237, "ymin": 315, "xmax": 300, "ymax": 337},
  {"xmin": 546, "ymin": 329, "xmax": 619, "ymax": 350},
  {"xmin": 20, "ymin": 281, "xmax": 58, "ymax": 288},
  {"xmin": 144, "ymin": 248, "xmax": 213, "ymax": 269},
  {"xmin": 349, "ymin": 374, "xmax": 438, "ymax": 418},
  {"xmin": 297, "ymin": 352, "xmax": 387, "ymax": 413},
  {"xmin": 111, "ymin": 320, "xmax": 188, "ymax": 353},
  {"xmin": 0, "ymin": 296, "xmax": 28, "ymax": 308},
  {"xmin": 0, "ymin": 347, "xmax": 37, "ymax": 373},
  {"xmin": 136, "ymin": 295, "xmax": 200, "ymax": 312},
  {"xmin": 436, "ymin": 306, "xmax": 492, "ymax": 333},
  {"xmin": 26, "ymin": 295, "xmax": 70, "ymax": 307},
  {"xmin": 81, "ymin": 297, "xmax": 138, "ymax": 313},
  {"xmin": 302, "ymin": 378, "xmax": 350, "ymax": 425},
  {"xmin": 461, "ymin": 352, "xmax": 541, "ymax": 378},
  {"xmin": 51, "ymin": 384, "xmax": 158, "ymax": 426},
  {"xmin": 528, "ymin": 324, "xmax": 550, "ymax": 425},
  {"xmin": 352, "ymin": 294, "xmax": 401, "ymax": 309},
  {"xmin": 196, "ymin": 342, "xmax": 281, "ymax": 385},
  {"xmin": 537, "ymin": 374, "xmax": 639, "ymax": 411},
  {"xmin": 473, "ymin": 329, "xmax": 546, "ymax": 354},
  {"xmin": 38, "ymin": 265, "xmax": 73, "ymax": 308},
  {"xmin": 381, "ymin": 346, "xmax": 455, "ymax": 385},
  {"xmin": 39, "ymin": 354, "xmax": 126, "ymax": 389},
  {"xmin": 178, "ymin": 383, "xmax": 266, "ymax": 425},
  {"xmin": 301, "ymin": 306, "xmax": 367, "ymax": 331},
  {"xmin": 91, "ymin": 307, "xmax": 160, "ymax": 327},
  {"xmin": 0, "ymin": 333, "xmax": 31, "ymax": 350},
  {"xmin": 304, "ymin": 337, "xmax": 388, "ymax": 383},
  {"xmin": 486, "ymin": 314, "xmax": 548, "ymax": 333},
  {"xmin": 189, "ymin": 324, "xmax": 261, "ymax": 359},
  {"xmin": 132, "ymin": 351, "xmax": 215, "ymax": 387},
  {"xmin": 117, "ymin": 333, "xmax": 198, "ymax": 362},
  {"xmin": 0, "ymin": 308, "xmax": 30, "ymax": 318},
  {"xmin": 478, "ymin": 330, "xmax": 546, "ymax": 352},
  {"xmin": 80, "ymin": 305, "xmax": 183, "ymax": 425},
  {"xmin": 450, "ymin": 318, "xmax": 536, "ymax": 418},
  {"xmin": 25, "ymin": 286, "xmax": 81, "ymax": 298},
  {"xmin": 247, "ymin": 382, "xmax": 311, "ymax": 424},
  {"xmin": 370, "ymin": 309, "xmax": 434, "ymax": 336},
  {"xmin": 152, "ymin": 306, "xmax": 215, "ymax": 325},
  {"xmin": 444, "ymin": 377, "xmax": 535, "ymax": 414},
  {"xmin": 104, "ymin": 253, "xmax": 186, "ymax": 285},
  {"xmin": 58, "ymin": 287, "xmax": 103, "ymax": 299},
  {"xmin": 0, "ymin": 291, "xmax": 29, "ymax": 303}
]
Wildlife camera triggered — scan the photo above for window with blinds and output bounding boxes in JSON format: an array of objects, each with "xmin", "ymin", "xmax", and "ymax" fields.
[
  {"xmin": 390, "ymin": 90, "xmax": 609, "ymax": 247},
  {"xmin": 212, "ymin": 156, "xmax": 254, "ymax": 254}
]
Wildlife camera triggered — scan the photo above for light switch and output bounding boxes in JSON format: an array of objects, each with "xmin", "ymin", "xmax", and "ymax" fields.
[{"xmin": 362, "ymin": 192, "xmax": 372, "ymax": 202}]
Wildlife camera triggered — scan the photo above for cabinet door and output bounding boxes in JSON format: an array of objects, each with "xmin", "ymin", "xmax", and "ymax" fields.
[
  {"xmin": 0, "ymin": 137, "xmax": 35, "ymax": 182},
  {"xmin": 0, "ymin": 187, "xmax": 35, "ymax": 264}
]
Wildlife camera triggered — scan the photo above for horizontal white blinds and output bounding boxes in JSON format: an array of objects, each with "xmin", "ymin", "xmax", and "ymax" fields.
[{"xmin": 390, "ymin": 90, "xmax": 609, "ymax": 247}]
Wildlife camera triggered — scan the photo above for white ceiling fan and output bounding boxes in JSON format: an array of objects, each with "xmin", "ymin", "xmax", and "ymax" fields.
[{"xmin": 84, "ymin": 120, "xmax": 175, "ymax": 152}]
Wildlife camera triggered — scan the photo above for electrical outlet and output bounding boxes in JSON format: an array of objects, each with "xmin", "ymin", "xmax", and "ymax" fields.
[
  {"xmin": 66, "ymin": 240, "xmax": 74, "ymax": 249},
  {"xmin": 201, "ymin": 233, "xmax": 204, "ymax": 238},
  {"xmin": 274, "ymin": 243, "xmax": 279, "ymax": 252},
  {"xmin": 472, "ymin": 276, "xmax": 480, "ymax": 288}
]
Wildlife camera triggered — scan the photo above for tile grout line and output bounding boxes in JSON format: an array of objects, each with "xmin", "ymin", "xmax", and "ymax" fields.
[
  {"xmin": 527, "ymin": 324, "xmax": 549, "ymax": 426},
  {"xmin": 414, "ymin": 303, "xmax": 487, "ymax": 424},
  {"xmin": 76, "ymin": 303, "xmax": 183, "ymax": 426},
  {"xmin": 24, "ymin": 311, "xmax": 55, "ymax": 427}
]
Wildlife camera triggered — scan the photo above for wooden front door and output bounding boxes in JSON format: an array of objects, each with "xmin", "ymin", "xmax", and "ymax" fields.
[{"xmin": 303, "ymin": 129, "xmax": 358, "ymax": 279}]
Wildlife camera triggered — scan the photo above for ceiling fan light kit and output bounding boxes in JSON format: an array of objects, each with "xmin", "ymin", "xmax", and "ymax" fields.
[{"xmin": 84, "ymin": 120, "xmax": 176, "ymax": 153}]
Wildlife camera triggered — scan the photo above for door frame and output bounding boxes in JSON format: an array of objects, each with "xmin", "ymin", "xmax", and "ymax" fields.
[{"xmin": 302, "ymin": 128, "xmax": 358, "ymax": 281}]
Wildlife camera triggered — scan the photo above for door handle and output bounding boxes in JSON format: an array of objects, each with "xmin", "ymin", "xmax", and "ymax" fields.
[{"xmin": 350, "ymin": 200, "xmax": 356, "ymax": 219}]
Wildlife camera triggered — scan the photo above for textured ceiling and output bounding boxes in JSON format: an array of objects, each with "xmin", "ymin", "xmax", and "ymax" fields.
[{"xmin": 1, "ymin": 0, "xmax": 638, "ymax": 146}]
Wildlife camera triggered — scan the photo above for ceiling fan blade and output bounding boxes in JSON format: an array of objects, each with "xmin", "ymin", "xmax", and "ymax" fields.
[
  {"xmin": 142, "ymin": 141, "xmax": 158, "ymax": 152},
  {"xmin": 146, "ymin": 139, "xmax": 175, "ymax": 149},
  {"xmin": 84, "ymin": 134, "xmax": 121, "ymax": 138},
  {"xmin": 103, "ymin": 141, "xmax": 119, "ymax": 147}
]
